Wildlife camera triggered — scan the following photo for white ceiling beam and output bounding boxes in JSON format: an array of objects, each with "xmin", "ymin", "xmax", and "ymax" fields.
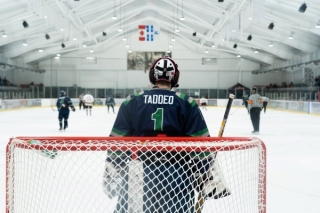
[
  {"xmin": 4, "ymin": 33, "xmax": 63, "ymax": 58},
  {"xmin": 250, "ymin": 24, "xmax": 317, "ymax": 53},
  {"xmin": 24, "ymin": 40, "xmax": 79, "ymax": 64},
  {"xmin": 84, "ymin": 0, "xmax": 134, "ymax": 27},
  {"xmin": 163, "ymin": 0, "xmax": 215, "ymax": 30},
  {"xmin": 200, "ymin": 0, "xmax": 246, "ymax": 46}
]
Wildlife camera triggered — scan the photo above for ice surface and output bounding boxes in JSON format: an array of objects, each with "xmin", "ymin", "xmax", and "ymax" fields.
[{"xmin": 1, "ymin": 106, "xmax": 319, "ymax": 212}]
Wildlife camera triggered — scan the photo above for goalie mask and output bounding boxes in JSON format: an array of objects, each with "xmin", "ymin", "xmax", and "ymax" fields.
[{"xmin": 149, "ymin": 56, "xmax": 180, "ymax": 88}]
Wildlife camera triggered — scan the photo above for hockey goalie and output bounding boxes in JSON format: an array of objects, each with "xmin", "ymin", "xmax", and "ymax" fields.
[{"xmin": 102, "ymin": 56, "xmax": 230, "ymax": 212}]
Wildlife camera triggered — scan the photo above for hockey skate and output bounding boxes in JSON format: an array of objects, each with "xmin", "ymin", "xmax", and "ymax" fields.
[{"xmin": 59, "ymin": 127, "xmax": 62, "ymax": 131}]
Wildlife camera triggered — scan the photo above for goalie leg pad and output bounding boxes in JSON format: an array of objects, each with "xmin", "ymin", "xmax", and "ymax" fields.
[
  {"xmin": 192, "ymin": 153, "xmax": 231, "ymax": 200},
  {"xmin": 102, "ymin": 156, "xmax": 128, "ymax": 199}
]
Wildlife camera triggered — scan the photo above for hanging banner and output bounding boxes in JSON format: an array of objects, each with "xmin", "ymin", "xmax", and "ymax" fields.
[{"xmin": 138, "ymin": 25, "xmax": 159, "ymax": 41}]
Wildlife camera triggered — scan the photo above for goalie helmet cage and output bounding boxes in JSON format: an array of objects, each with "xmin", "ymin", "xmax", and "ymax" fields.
[{"xmin": 6, "ymin": 136, "xmax": 266, "ymax": 213}]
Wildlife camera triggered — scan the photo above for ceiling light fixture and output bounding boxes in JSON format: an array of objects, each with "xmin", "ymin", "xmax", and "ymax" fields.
[
  {"xmin": 212, "ymin": 44, "xmax": 215, "ymax": 48},
  {"xmin": 128, "ymin": 50, "xmax": 132, "ymax": 53},
  {"xmin": 118, "ymin": 28, "xmax": 123, "ymax": 32},
  {"xmin": 61, "ymin": 28, "xmax": 64, "ymax": 31},
  {"xmin": 233, "ymin": 44, "xmax": 237, "ymax": 49},
  {"xmin": 254, "ymin": 50, "xmax": 259, "ymax": 53},
  {"xmin": 269, "ymin": 43, "xmax": 273, "ymax": 47},
  {"xmin": 22, "ymin": 41, "xmax": 27, "ymax": 46},
  {"xmin": 316, "ymin": 22, "xmax": 320, "ymax": 28},
  {"xmin": 45, "ymin": 34, "xmax": 50, "ymax": 40},
  {"xmin": 103, "ymin": 32, "xmax": 107, "ymax": 36},
  {"xmin": 175, "ymin": 28, "xmax": 180, "ymax": 32},
  {"xmin": 169, "ymin": 44, "xmax": 173, "ymax": 48},
  {"xmin": 247, "ymin": 35, "xmax": 252, "ymax": 41},
  {"xmin": 82, "ymin": 44, "xmax": 87, "ymax": 47},
  {"xmin": 288, "ymin": 34, "xmax": 293, "ymax": 39},
  {"xmin": 205, "ymin": 49, "xmax": 208, "ymax": 53},
  {"xmin": 298, "ymin": 3, "xmax": 307, "ymax": 13},
  {"xmin": 193, "ymin": 32, "xmax": 196, "ymax": 36},
  {"xmin": 73, "ymin": 37, "xmax": 77, "ymax": 40},
  {"xmin": 122, "ymin": 37, "xmax": 127, "ymax": 41},
  {"xmin": 237, "ymin": 55, "xmax": 241, "ymax": 58},
  {"xmin": 112, "ymin": 0, "xmax": 117, "ymax": 19},
  {"xmin": 172, "ymin": 38, "xmax": 176, "ymax": 41},
  {"xmin": 56, "ymin": 54, "xmax": 61, "ymax": 57},
  {"xmin": 22, "ymin": 20, "xmax": 29, "ymax": 28},
  {"xmin": 61, "ymin": 43, "xmax": 65, "ymax": 48},
  {"xmin": 180, "ymin": 16, "xmax": 185, "ymax": 21},
  {"xmin": 90, "ymin": 49, "xmax": 94, "ymax": 53},
  {"xmin": 268, "ymin": 22, "xmax": 274, "ymax": 30},
  {"xmin": 39, "ymin": 49, "xmax": 43, "ymax": 52},
  {"xmin": 167, "ymin": 50, "xmax": 171, "ymax": 53},
  {"xmin": 126, "ymin": 44, "xmax": 129, "ymax": 48},
  {"xmin": 2, "ymin": 31, "xmax": 7, "ymax": 38}
]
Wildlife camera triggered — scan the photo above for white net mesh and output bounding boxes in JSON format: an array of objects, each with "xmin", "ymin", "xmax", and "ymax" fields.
[{"xmin": 6, "ymin": 137, "xmax": 266, "ymax": 213}]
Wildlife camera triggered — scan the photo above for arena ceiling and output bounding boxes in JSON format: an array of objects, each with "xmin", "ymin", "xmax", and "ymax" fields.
[{"xmin": 1, "ymin": 0, "xmax": 320, "ymax": 72}]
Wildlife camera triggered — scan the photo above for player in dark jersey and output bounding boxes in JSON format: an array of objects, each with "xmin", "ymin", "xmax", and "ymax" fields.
[
  {"xmin": 105, "ymin": 95, "xmax": 116, "ymax": 113},
  {"xmin": 103, "ymin": 56, "xmax": 229, "ymax": 212},
  {"xmin": 56, "ymin": 90, "xmax": 75, "ymax": 131}
]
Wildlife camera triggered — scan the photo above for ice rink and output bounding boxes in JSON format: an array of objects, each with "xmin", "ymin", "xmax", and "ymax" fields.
[{"xmin": 1, "ymin": 105, "xmax": 320, "ymax": 213}]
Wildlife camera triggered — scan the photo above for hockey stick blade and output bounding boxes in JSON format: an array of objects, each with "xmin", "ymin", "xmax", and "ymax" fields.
[
  {"xmin": 51, "ymin": 106, "xmax": 58, "ymax": 111},
  {"xmin": 196, "ymin": 94, "xmax": 234, "ymax": 213}
]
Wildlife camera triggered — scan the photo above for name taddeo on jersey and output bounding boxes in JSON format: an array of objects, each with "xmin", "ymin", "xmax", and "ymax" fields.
[{"xmin": 143, "ymin": 94, "xmax": 174, "ymax": 105}]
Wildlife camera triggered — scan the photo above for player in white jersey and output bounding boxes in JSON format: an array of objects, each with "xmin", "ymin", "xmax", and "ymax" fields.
[
  {"xmin": 261, "ymin": 95, "xmax": 270, "ymax": 114},
  {"xmin": 247, "ymin": 87, "xmax": 263, "ymax": 134},
  {"xmin": 82, "ymin": 91, "xmax": 94, "ymax": 116},
  {"xmin": 199, "ymin": 96, "xmax": 208, "ymax": 110}
]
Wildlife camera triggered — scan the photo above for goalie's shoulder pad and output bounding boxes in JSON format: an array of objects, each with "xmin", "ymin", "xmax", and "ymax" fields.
[
  {"xmin": 123, "ymin": 91, "xmax": 145, "ymax": 106},
  {"xmin": 175, "ymin": 92, "xmax": 197, "ymax": 107}
]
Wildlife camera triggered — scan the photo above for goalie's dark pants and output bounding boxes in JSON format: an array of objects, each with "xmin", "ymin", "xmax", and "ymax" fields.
[
  {"xmin": 262, "ymin": 102, "xmax": 268, "ymax": 112},
  {"xmin": 79, "ymin": 101, "xmax": 84, "ymax": 109},
  {"xmin": 114, "ymin": 154, "xmax": 211, "ymax": 213},
  {"xmin": 58, "ymin": 109, "xmax": 69, "ymax": 128},
  {"xmin": 250, "ymin": 107, "xmax": 261, "ymax": 132},
  {"xmin": 107, "ymin": 104, "xmax": 114, "ymax": 112}
]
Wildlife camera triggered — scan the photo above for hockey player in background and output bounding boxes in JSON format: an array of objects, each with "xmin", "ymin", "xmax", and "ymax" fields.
[
  {"xmin": 105, "ymin": 95, "xmax": 115, "ymax": 113},
  {"xmin": 56, "ymin": 90, "xmax": 75, "ymax": 131},
  {"xmin": 199, "ymin": 96, "xmax": 208, "ymax": 110},
  {"xmin": 242, "ymin": 91, "xmax": 249, "ymax": 113},
  {"xmin": 247, "ymin": 87, "xmax": 263, "ymax": 134},
  {"xmin": 82, "ymin": 91, "xmax": 94, "ymax": 116},
  {"xmin": 78, "ymin": 93, "xmax": 85, "ymax": 110},
  {"xmin": 103, "ymin": 56, "xmax": 230, "ymax": 213},
  {"xmin": 261, "ymin": 95, "xmax": 270, "ymax": 114}
]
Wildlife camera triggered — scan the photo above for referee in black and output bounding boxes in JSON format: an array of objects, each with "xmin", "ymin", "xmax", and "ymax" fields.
[{"xmin": 247, "ymin": 87, "xmax": 263, "ymax": 134}]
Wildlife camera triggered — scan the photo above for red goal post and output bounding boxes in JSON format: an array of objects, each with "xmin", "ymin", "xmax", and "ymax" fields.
[{"xmin": 6, "ymin": 136, "xmax": 266, "ymax": 213}]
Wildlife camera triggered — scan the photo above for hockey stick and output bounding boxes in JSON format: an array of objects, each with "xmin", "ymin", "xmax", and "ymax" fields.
[
  {"xmin": 195, "ymin": 94, "xmax": 235, "ymax": 213},
  {"xmin": 51, "ymin": 105, "xmax": 58, "ymax": 111}
]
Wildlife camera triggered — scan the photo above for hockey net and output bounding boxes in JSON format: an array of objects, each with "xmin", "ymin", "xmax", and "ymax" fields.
[{"xmin": 6, "ymin": 136, "xmax": 266, "ymax": 213}]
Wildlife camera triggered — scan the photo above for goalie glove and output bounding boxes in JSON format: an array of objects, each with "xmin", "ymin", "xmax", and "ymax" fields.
[
  {"xmin": 193, "ymin": 155, "xmax": 231, "ymax": 199},
  {"xmin": 102, "ymin": 157, "xmax": 127, "ymax": 199}
]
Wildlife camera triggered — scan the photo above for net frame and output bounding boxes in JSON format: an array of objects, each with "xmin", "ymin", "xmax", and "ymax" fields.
[{"xmin": 6, "ymin": 136, "xmax": 266, "ymax": 213}]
